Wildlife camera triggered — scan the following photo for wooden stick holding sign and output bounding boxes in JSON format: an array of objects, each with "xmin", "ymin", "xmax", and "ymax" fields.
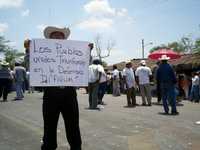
[{"xmin": 29, "ymin": 39, "xmax": 90, "ymax": 87}]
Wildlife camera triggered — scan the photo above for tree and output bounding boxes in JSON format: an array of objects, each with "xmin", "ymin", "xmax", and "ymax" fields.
[
  {"xmin": 150, "ymin": 44, "xmax": 168, "ymax": 52},
  {"xmin": 0, "ymin": 35, "xmax": 24, "ymax": 66},
  {"xmin": 4, "ymin": 49, "xmax": 24, "ymax": 67},
  {"xmin": 193, "ymin": 38, "xmax": 200, "ymax": 53},
  {"xmin": 93, "ymin": 34, "xmax": 115, "ymax": 62},
  {"xmin": 180, "ymin": 37, "xmax": 194, "ymax": 53},
  {"xmin": 0, "ymin": 36, "xmax": 10, "ymax": 52},
  {"xmin": 150, "ymin": 36, "xmax": 196, "ymax": 54},
  {"xmin": 167, "ymin": 42, "xmax": 185, "ymax": 53}
]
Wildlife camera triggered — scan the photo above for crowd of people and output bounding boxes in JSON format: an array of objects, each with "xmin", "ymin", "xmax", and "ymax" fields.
[
  {"xmin": 88, "ymin": 55, "xmax": 200, "ymax": 115},
  {"xmin": 0, "ymin": 25, "xmax": 200, "ymax": 150},
  {"xmin": 0, "ymin": 60, "xmax": 31, "ymax": 101},
  {"xmin": 88, "ymin": 58, "xmax": 155, "ymax": 110},
  {"xmin": 1, "ymin": 54, "xmax": 199, "ymax": 109},
  {"xmin": 0, "ymin": 38, "xmax": 35, "ymax": 102}
]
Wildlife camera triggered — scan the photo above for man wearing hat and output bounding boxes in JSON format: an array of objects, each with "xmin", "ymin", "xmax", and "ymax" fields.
[
  {"xmin": 112, "ymin": 65, "xmax": 121, "ymax": 96},
  {"xmin": 135, "ymin": 60, "xmax": 152, "ymax": 106},
  {"xmin": 0, "ymin": 61, "xmax": 13, "ymax": 102},
  {"xmin": 13, "ymin": 61, "xmax": 26, "ymax": 100},
  {"xmin": 40, "ymin": 26, "xmax": 93, "ymax": 150},
  {"xmin": 123, "ymin": 61, "xmax": 137, "ymax": 107},
  {"xmin": 156, "ymin": 55, "xmax": 179, "ymax": 115}
]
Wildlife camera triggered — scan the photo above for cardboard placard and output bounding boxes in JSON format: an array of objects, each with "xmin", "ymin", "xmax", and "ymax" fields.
[{"xmin": 30, "ymin": 39, "xmax": 90, "ymax": 86}]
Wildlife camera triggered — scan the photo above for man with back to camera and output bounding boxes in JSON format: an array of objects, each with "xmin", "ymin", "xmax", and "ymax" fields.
[
  {"xmin": 123, "ymin": 61, "xmax": 137, "ymax": 107},
  {"xmin": 112, "ymin": 65, "xmax": 121, "ymax": 96},
  {"xmin": 156, "ymin": 55, "xmax": 179, "ymax": 115},
  {"xmin": 88, "ymin": 59, "xmax": 102, "ymax": 109},
  {"xmin": 39, "ymin": 26, "xmax": 93, "ymax": 150},
  {"xmin": 135, "ymin": 60, "xmax": 152, "ymax": 106}
]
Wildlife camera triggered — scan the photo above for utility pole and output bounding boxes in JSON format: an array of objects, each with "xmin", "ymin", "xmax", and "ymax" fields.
[
  {"xmin": 141, "ymin": 39, "xmax": 153, "ymax": 59},
  {"xmin": 142, "ymin": 39, "xmax": 144, "ymax": 59}
]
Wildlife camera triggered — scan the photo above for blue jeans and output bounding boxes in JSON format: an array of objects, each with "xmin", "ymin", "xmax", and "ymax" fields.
[
  {"xmin": 15, "ymin": 81, "xmax": 24, "ymax": 99},
  {"xmin": 190, "ymin": 85, "xmax": 199, "ymax": 102},
  {"xmin": 160, "ymin": 83, "xmax": 177, "ymax": 113}
]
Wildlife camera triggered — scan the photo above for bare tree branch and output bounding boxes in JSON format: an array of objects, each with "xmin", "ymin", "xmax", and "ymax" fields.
[{"xmin": 93, "ymin": 34, "xmax": 115, "ymax": 60}]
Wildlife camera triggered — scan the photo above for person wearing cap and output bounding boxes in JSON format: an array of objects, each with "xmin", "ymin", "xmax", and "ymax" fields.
[
  {"xmin": 40, "ymin": 26, "xmax": 93, "ymax": 150},
  {"xmin": 156, "ymin": 55, "xmax": 179, "ymax": 115},
  {"xmin": 112, "ymin": 65, "xmax": 121, "ymax": 96},
  {"xmin": 0, "ymin": 61, "xmax": 13, "ymax": 102},
  {"xmin": 13, "ymin": 61, "xmax": 26, "ymax": 100},
  {"xmin": 122, "ymin": 61, "xmax": 137, "ymax": 107},
  {"xmin": 135, "ymin": 60, "xmax": 152, "ymax": 106}
]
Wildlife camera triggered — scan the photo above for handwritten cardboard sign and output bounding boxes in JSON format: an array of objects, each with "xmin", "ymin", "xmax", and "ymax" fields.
[{"xmin": 30, "ymin": 39, "xmax": 90, "ymax": 86}]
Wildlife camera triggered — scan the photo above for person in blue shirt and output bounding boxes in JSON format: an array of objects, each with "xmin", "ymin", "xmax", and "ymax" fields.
[{"xmin": 156, "ymin": 55, "xmax": 179, "ymax": 115}]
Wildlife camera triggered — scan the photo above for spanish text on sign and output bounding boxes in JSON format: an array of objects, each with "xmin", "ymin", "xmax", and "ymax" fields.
[{"xmin": 30, "ymin": 39, "xmax": 90, "ymax": 86}]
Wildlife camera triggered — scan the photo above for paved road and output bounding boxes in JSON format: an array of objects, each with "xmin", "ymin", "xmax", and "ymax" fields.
[{"xmin": 0, "ymin": 89, "xmax": 200, "ymax": 150}]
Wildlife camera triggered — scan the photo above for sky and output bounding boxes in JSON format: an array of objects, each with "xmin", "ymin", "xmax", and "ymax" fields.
[{"xmin": 0, "ymin": 0, "xmax": 199, "ymax": 64}]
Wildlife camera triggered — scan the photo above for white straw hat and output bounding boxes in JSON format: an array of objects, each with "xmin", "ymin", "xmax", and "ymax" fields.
[
  {"xmin": 0, "ymin": 61, "xmax": 9, "ymax": 66},
  {"xmin": 43, "ymin": 26, "xmax": 70, "ymax": 39},
  {"xmin": 158, "ymin": 55, "xmax": 170, "ymax": 60}
]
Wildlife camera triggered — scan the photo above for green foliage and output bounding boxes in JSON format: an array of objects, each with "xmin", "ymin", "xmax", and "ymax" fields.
[
  {"xmin": 0, "ymin": 35, "xmax": 24, "ymax": 67},
  {"xmin": 193, "ymin": 38, "xmax": 200, "ymax": 53},
  {"xmin": 4, "ymin": 49, "xmax": 17, "ymax": 66},
  {"xmin": 150, "ymin": 36, "xmax": 199, "ymax": 54},
  {"xmin": 167, "ymin": 42, "xmax": 185, "ymax": 53},
  {"xmin": 150, "ymin": 45, "xmax": 168, "ymax": 52},
  {"xmin": 5, "ymin": 49, "xmax": 24, "ymax": 65},
  {"xmin": 180, "ymin": 37, "xmax": 194, "ymax": 53},
  {"xmin": 0, "ymin": 36, "xmax": 10, "ymax": 52}
]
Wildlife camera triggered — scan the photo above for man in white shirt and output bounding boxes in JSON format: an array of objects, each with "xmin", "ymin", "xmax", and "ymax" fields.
[
  {"xmin": 123, "ymin": 61, "xmax": 136, "ymax": 107},
  {"xmin": 190, "ymin": 72, "xmax": 200, "ymax": 102},
  {"xmin": 112, "ymin": 65, "xmax": 121, "ymax": 96},
  {"xmin": 88, "ymin": 59, "xmax": 102, "ymax": 109},
  {"xmin": 135, "ymin": 60, "xmax": 152, "ymax": 106}
]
